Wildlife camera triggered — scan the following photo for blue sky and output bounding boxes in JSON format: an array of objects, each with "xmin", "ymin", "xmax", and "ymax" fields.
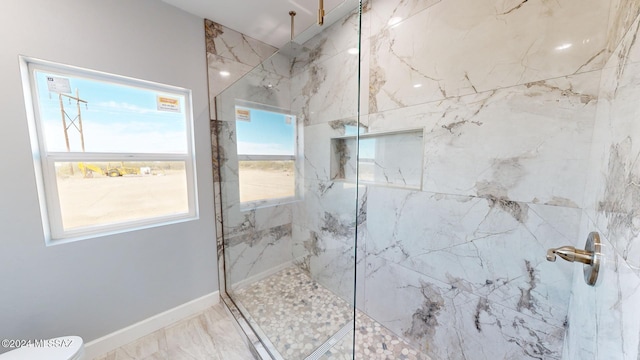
[
  {"xmin": 358, "ymin": 138, "xmax": 376, "ymax": 159},
  {"xmin": 35, "ymin": 71, "xmax": 188, "ymax": 154},
  {"xmin": 235, "ymin": 107, "xmax": 295, "ymax": 156},
  {"xmin": 234, "ymin": 107, "xmax": 378, "ymax": 159}
]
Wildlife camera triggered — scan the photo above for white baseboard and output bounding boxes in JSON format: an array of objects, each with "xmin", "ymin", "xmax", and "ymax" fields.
[{"xmin": 84, "ymin": 291, "xmax": 219, "ymax": 359}]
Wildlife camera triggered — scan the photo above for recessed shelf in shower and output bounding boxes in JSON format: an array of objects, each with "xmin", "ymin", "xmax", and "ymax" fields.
[{"xmin": 330, "ymin": 128, "xmax": 425, "ymax": 189}]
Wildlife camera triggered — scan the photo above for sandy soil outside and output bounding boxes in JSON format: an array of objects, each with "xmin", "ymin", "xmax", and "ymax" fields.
[
  {"xmin": 57, "ymin": 171, "xmax": 188, "ymax": 230},
  {"xmin": 57, "ymin": 166, "xmax": 294, "ymax": 230},
  {"xmin": 238, "ymin": 168, "xmax": 295, "ymax": 203}
]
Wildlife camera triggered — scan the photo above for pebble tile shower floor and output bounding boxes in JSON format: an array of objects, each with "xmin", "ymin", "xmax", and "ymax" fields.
[{"xmin": 233, "ymin": 266, "xmax": 428, "ymax": 359}]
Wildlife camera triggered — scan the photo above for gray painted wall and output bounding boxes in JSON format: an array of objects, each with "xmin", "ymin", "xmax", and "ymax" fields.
[{"xmin": 0, "ymin": 0, "xmax": 216, "ymax": 348}]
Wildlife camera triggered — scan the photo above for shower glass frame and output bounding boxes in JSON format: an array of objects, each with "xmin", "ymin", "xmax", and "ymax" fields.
[{"xmin": 213, "ymin": 1, "xmax": 363, "ymax": 359}]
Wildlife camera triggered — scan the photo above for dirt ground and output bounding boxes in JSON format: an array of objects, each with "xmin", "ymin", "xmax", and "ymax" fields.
[
  {"xmin": 57, "ymin": 172, "xmax": 188, "ymax": 230},
  {"xmin": 238, "ymin": 169, "xmax": 295, "ymax": 203},
  {"xmin": 57, "ymin": 165, "xmax": 294, "ymax": 230}
]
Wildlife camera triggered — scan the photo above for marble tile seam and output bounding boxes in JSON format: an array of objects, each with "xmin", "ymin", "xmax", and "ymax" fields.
[{"xmin": 361, "ymin": 69, "xmax": 603, "ymax": 116}]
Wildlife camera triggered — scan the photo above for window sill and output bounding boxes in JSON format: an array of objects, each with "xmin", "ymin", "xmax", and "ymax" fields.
[{"xmin": 45, "ymin": 213, "xmax": 198, "ymax": 246}]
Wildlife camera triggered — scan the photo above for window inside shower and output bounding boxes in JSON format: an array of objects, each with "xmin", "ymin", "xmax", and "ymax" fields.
[{"xmin": 235, "ymin": 105, "xmax": 297, "ymax": 206}]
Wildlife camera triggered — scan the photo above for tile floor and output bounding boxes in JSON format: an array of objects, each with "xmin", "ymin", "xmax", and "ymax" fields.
[{"xmin": 93, "ymin": 304, "xmax": 255, "ymax": 360}]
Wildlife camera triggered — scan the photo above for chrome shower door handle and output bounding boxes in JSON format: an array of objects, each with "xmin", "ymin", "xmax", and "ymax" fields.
[{"xmin": 546, "ymin": 232, "xmax": 602, "ymax": 286}]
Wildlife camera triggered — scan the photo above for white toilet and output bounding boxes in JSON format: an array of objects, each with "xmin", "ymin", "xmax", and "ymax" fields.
[{"xmin": 0, "ymin": 336, "xmax": 84, "ymax": 360}]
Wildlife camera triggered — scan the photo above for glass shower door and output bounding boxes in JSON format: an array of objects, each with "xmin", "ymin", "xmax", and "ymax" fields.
[{"xmin": 212, "ymin": 1, "xmax": 363, "ymax": 358}]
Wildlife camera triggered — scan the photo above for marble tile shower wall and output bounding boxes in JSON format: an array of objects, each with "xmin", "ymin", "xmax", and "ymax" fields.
[
  {"xmin": 288, "ymin": 7, "xmax": 364, "ymax": 303},
  {"xmin": 287, "ymin": 0, "xmax": 640, "ymax": 359},
  {"xmin": 206, "ymin": 0, "xmax": 640, "ymax": 358},
  {"xmin": 205, "ymin": 20, "xmax": 296, "ymax": 288},
  {"xmin": 565, "ymin": 5, "xmax": 640, "ymax": 359}
]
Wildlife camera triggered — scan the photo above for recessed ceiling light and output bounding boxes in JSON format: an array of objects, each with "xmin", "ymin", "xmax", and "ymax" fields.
[
  {"xmin": 348, "ymin": 48, "xmax": 359, "ymax": 55},
  {"xmin": 413, "ymin": 84, "xmax": 423, "ymax": 88},
  {"xmin": 555, "ymin": 43, "xmax": 572, "ymax": 51},
  {"xmin": 219, "ymin": 71, "xmax": 230, "ymax": 77}
]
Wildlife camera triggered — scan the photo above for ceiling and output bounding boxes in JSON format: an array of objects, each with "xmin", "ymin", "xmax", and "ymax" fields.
[{"xmin": 161, "ymin": 0, "xmax": 346, "ymax": 48}]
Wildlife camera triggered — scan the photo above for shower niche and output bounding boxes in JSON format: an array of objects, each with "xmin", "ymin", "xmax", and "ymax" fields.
[{"xmin": 330, "ymin": 128, "xmax": 424, "ymax": 189}]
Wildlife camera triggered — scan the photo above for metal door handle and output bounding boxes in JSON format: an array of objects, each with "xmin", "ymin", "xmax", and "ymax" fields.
[{"xmin": 546, "ymin": 232, "xmax": 602, "ymax": 286}]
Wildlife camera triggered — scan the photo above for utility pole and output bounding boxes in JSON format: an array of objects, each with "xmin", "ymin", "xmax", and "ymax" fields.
[{"xmin": 59, "ymin": 90, "xmax": 88, "ymax": 175}]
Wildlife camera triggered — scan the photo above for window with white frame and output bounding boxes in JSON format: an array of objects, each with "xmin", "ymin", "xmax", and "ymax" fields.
[
  {"xmin": 21, "ymin": 57, "xmax": 198, "ymax": 242},
  {"xmin": 234, "ymin": 104, "xmax": 297, "ymax": 205}
]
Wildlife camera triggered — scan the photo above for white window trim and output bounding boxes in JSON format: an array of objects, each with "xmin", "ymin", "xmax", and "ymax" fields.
[{"xmin": 20, "ymin": 56, "xmax": 199, "ymax": 244}]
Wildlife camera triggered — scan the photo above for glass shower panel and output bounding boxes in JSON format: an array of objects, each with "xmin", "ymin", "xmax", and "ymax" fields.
[{"xmin": 214, "ymin": 2, "xmax": 362, "ymax": 358}]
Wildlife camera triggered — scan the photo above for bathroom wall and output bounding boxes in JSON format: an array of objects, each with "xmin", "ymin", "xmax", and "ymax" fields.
[
  {"xmin": 564, "ymin": 3, "xmax": 640, "ymax": 359},
  {"xmin": 0, "ymin": 0, "xmax": 216, "ymax": 350}
]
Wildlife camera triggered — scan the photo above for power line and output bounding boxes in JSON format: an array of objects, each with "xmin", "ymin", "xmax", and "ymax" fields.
[{"xmin": 58, "ymin": 89, "xmax": 88, "ymax": 174}]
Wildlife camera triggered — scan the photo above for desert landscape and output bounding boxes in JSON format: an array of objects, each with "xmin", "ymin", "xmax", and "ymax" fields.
[
  {"xmin": 238, "ymin": 161, "xmax": 295, "ymax": 202},
  {"xmin": 56, "ymin": 163, "xmax": 189, "ymax": 230},
  {"xmin": 55, "ymin": 160, "xmax": 295, "ymax": 230}
]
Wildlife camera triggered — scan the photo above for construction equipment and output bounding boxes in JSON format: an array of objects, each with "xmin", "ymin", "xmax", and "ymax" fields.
[
  {"xmin": 78, "ymin": 163, "xmax": 102, "ymax": 177},
  {"xmin": 78, "ymin": 162, "xmax": 140, "ymax": 178},
  {"xmin": 105, "ymin": 162, "xmax": 140, "ymax": 177}
]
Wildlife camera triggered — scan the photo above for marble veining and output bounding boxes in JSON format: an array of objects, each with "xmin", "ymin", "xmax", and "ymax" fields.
[
  {"xmin": 290, "ymin": 8, "xmax": 362, "ymax": 76},
  {"xmin": 331, "ymin": 130, "xmax": 424, "ymax": 188},
  {"xmin": 205, "ymin": 19, "xmax": 277, "ymax": 120},
  {"xmin": 205, "ymin": 19, "xmax": 276, "ymax": 67},
  {"xmin": 583, "ymin": 12, "xmax": 640, "ymax": 275},
  {"xmin": 225, "ymin": 223, "xmax": 292, "ymax": 287},
  {"xmin": 563, "ymin": 8, "xmax": 640, "ymax": 360},
  {"xmin": 365, "ymin": 256, "xmax": 565, "ymax": 360},
  {"xmin": 331, "ymin": 138, "xmax": 350, "ymax": 181},
  {"xmin": 605, "ymin": 0, "xmax": 640, "ymax": 57},
  {"xmin": 597, "ymin": 139, "xmax": 640, "ymax": 266},
  {"xmin": 291, "ymin": 47, "xmax": 360, "ymax": 126},
  {"xmin": 367, "ymin": 0, "xmax": 610, "ymax": 113},
  {"xmin": 368, "ymin": 0, "xmax": 441, "ymax": 37},
  {"xmin": 207, "ymin": 0, "xmax": 640, "ymax": 358},
  {"xmin": 365, "ymin": 187, "xmax": 577, "ymax": 329},
  {"xmin": 421, "ymin": 72, "xmax": 599, "ymax": 206}
]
